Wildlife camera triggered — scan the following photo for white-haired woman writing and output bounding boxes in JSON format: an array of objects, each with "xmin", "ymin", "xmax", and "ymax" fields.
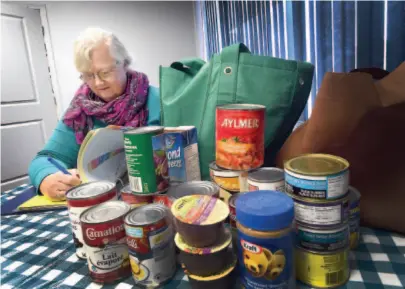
[{"xmin": 28, "ymin": 27, "xmax": 160, "ymax": 200}]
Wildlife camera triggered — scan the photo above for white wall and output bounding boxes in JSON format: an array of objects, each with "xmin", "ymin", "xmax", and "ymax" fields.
[{"xmin": 44, "ymin": 1, "xmax": 198, "ymax": 115}]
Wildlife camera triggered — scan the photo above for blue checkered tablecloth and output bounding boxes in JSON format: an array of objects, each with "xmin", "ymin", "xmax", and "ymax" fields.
[{"xmin": 1, "ymin": 185, "xmax": 405, "ymax": 289}]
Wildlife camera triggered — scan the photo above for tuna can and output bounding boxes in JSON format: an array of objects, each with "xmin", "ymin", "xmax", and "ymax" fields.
[
  {"xmin": 156, "ymin": 181, "xmax": 220, "ymax": 209},
  {"xmin": 295, "ymin": 246, "xmax": 350, "ymax": 288},
  {"xmin": 124, "ymin": 204, "xmax": 176, "ymax": 287},
  {"xmin": 209, "ymin": 162, "xmax": 243, "ymax": 193},
  {"xmin": 80, "ymin": 201, "xmax": 131, "ymax": 284},
  {"xmin": 216, "ymin": 104, "xmax": 265, "ymax": 171},
  {"xmin": 124, "ymin": 126, "xmax": 169, "ymax": 194},
  {"xmin": 284, "ymin": 154, "xmax": 349, "ymax": 200},
  {"xmin": 120, "ymin": 184, "xmax": 154, "ymax": 208},
  {"xmin": 348, "ymin": 186, "xmax": 361, "ymax": 249},
  {"xmin": 248, "ymin": 167, "xmax": 285, "ymax": 192},
  {"xmin": 295, "ymin": 223, "xmax": 349, "ymax": 252},
  {"xmin": 289, "ymin": 193, "xmax": 350, "ymax": 228},
  {"xmin": 236, "ymin": 191, "xmax": 295, "ymax": 289},
  {"xmin": 66, "ymin": 181, "xmax": 118, "ymax": 259}
]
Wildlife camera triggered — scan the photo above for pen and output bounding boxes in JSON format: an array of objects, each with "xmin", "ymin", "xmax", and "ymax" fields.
[{"xmin": 47, "ymin": 157, "xmax": 71, "ymax": 175}]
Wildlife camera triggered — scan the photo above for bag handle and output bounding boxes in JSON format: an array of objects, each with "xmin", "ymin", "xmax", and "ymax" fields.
[
  {"xmin": 170, "ymin": 58, "xmax": 206, "ymax": 75},
  {"xmin": 217, "ymin": 43, "xmax": 250, "ymax": 103}
]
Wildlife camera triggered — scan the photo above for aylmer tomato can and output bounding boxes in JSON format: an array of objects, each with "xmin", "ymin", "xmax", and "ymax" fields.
[
  {"xmin": 80, "ymin": 201, "xmax": 131, "ymax": 284},
  {"xmin": 66, "ymin": 181, "xmax": 118, "ymax": 259},
  {"xmin": 216, "ymin": 104, "xmax": 265, "ymax": 171}
]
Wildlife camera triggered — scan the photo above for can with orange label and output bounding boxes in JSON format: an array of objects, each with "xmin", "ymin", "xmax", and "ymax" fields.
[{"xmin": 216, "ymin": 104, "xmax": 265, "ymax": 171}]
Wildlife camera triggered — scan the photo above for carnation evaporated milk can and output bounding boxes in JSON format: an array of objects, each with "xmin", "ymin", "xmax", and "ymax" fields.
[
  {"xmin": 216, "ymin": 104, "xmax": 265, "ymax": 171},
  {"xmin": 66, "ymin": 181, "xmax": 118, "ymax": 259},
  {"xmin": 124, "ymin": 126, "xmax": 169, "ymax": 194},
  {"xmin": 80, "ymin": 201, "xmax": 131, "ymax": 284}
]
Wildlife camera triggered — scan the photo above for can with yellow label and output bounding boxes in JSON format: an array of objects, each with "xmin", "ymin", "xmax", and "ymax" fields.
[{"xmin": 295, "ymin": 246, "xmax": 350, "ymax": 288}]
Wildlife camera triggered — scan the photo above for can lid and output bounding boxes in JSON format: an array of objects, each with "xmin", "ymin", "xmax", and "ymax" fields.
[
  {"xmin": 248, "ymin": 167, "xmax": 284, "ymax": 183},
  {"xmin": 284, "ymin": 154, "xmax": 349, "ymax": 176},
  {"xmin": 236, "ymin": 191, "xmax": 294, "ymax": 231},
  {"xmin": 209, "ymin": 162, "xmax": 241, "ymax": 178},
  {"xmin": 217, "ymin": 104, "xmax": 265, "ymax": 110},
  {"xmin": 174, "ymin": 229, "xmax": 232, "ymax": 255},
  {"xmin": 80, "ymin": 201, "xmax": 130, "ymax": 223},
  {"xmin": 228, "ymin": 193, "xmax": 244, "ymax": 208},
  {"xmin": 171, "ymin": 195, "xmax": 229, "ymax": 225},
  {"xmin": 66, "ymin": 181, "xmax": 115, "ymax": 200},
  {"xmin": 167, "ymin": 181, "xmax": 220, "ymax": 199},
  {"xmin": 125, "ymin": 204, "xmax": 167, "ymax": 225},
  {"xmin": 124, "ymin": 126, "xmax": 164, "ymax": 135}
]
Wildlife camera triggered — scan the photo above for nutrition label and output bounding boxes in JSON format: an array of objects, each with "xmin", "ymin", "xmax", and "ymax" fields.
[
  {"xmin": 327, "ymin": 172, "xmax": 349, "ymax": 198},
  {"xmin": 294, "ymin": 203, "xmax": 341, "ymax": 226}
]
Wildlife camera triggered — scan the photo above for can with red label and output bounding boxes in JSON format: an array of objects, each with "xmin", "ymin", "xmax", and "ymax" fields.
[
  {"xmin": 124, "ymin": 204, "xmax": 176, "ymax": 287},
  {"xmin": 216, "ymin": 104, "xmax": 265, "ymax": 171},
  {"xmin": 120, "ymin": 184, "xmax": 154, "ymax": 208},
  {"xmin": 66, "ymin": 181, "xmax": 118, "ymax": 259},
  {"xmin": 80, "ymin": 201, "xmax": 131, "ymax": 284}
]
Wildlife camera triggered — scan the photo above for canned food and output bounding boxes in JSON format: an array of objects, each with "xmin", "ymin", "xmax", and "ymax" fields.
[
  {"xmin": 289, "ymin": 193, "xmax": 349, "ymax": 228},
  {"xmin": 295, "ymin": 223, "xmax": 349, "ymax": 252},
  {"xmin": 80, "ymin": 201, "xmax": 131, "ymax": 283},
  {"xmin": 66, "ymin": 181, "xmax": 118, "ymax": 259},
  {"xmin": 124, "ymin": 126, "xmax": 169, "ymax": 194},
  {"xmin": 295, "ymin": 246, "xmax": 350, "ymax": 288},
  {"xmin": 216, "ymin": 104, "xmax": 265, "ymax": 171},
  {"xmin": 248, "ymin": 167, "xmax": 285, "ymax": 192},
  {"xmin": 284, "ymin": 154, "xmax": 349, "ymax": 200},
  {"xmin": 228, "ymin": 193, "xmax": 244, "ymax": 253},
  {"xmin": 120, "ymin": 184, "xmax": 154, "ymax": 208},
  {"xmin": 125, "ymin": 204, "xmax": 176, "ymax": 287},
  {"xmin": 236, "ymin": 191, "xmax": 295, "ymax": 289},
  {"xmin": 156, "ymin": 181, "xmax": 220, "ymax": 209},
  {"xmin": 209, "ymin": 162, "xmax": 243, "ymax": 192},
  {"xmin": 348, "ymin": 186, "xmax": 361, "ymax": 249}
]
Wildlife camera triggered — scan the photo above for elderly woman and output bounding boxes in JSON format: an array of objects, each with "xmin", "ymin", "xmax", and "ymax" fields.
[{"xmin": 28, "ymin": 27, "xmax": 160, "ymax": 200}]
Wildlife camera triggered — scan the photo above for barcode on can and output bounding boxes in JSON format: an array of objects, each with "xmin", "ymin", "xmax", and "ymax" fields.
[
  {"xmin": 326, "ymin": 270, "xmax": 344, "ymax": 285},
  {"xmin": 130, "ymin": 176, "xmax": 142, "ymax": 193}
]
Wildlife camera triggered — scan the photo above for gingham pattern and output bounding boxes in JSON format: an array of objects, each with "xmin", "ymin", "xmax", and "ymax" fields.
[{"xmin": 1, "ymin": 186, "xmax": 405, "ymax": 289}]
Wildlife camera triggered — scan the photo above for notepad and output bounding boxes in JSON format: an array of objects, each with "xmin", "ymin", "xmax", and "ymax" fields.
[
  {"xmin": 18, "ymin": 195, "xmax": 67, "ymax": 211},
  {"xmin": 77, "ymin": 125, "xmax": 128, "ymax": 183}
]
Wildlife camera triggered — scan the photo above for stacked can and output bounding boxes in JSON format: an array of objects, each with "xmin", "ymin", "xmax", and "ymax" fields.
[
  {"xmin": 171, "ymin": 195, "xmax": 237, "ymax": 289},
  {"xmin": 210, "ymin": 104, "xmax": 266, "ymax": 202},
  {"xmin": 284, "ymin": 154, "xmax": 351, "ymax": 288},
  {"xmin": 122, "ymin": 126, "xmax": 169, "ymax": 208}
]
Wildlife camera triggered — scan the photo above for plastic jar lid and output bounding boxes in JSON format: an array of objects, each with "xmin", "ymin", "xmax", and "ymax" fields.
[{"xmin": 236, "ymin": 190, "xmax": 294, "ymax": 231}]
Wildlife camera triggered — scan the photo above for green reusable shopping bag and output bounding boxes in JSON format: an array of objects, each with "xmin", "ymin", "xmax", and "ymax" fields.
[{"xmin": 160, "ymin": 43, "xmax": 314, "ymax": 180}]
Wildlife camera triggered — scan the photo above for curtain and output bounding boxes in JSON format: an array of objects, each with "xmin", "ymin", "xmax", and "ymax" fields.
[{"xmin": 195, "ymin": 0, "xmax": 405, "ymax": 120}]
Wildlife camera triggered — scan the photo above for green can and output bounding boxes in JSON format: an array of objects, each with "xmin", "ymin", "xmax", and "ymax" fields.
[{"xmin": 124, "ymin": 126, "xmax": 169, "ymax": 194}]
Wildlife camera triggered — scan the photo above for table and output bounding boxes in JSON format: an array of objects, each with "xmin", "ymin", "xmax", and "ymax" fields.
[{"xmin": 1, "ymin": 185, "xmax": 405, "ymax": 289}]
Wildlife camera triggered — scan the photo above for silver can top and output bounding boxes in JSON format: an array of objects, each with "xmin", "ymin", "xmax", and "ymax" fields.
[
  {"xmin": 248, "ymin": 167, "xmax": 284, "ymax": 183},
  {"xmin": 125, "ymin": 203, "xmax": 167, "ymax": 226},
  {"xmin": 80, "ymin": 201, "xmax": 130, "ymax": 224},
  {"xmin": 66, "ymin": 181, "xmax": 116, "ymax": 200},
  {"xmin": 167, "ymin": 181, "xmax": 220, "ymax": 199}
]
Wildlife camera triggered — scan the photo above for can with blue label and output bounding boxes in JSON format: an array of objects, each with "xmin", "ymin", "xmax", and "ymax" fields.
[
  {"xmin": 348, "ymin": 186, "xmax": 361, "ymax": 249},
  {"xmin": 295, "ymin": 223, "xmax": 349, "ymax": 252},
  {"xmin": 236, "ymin": 191, "xmax": 295, "ymax": 289},
  {"xmin": 284, "ymin": 154, "xmax": 349, "ymax": 200}
]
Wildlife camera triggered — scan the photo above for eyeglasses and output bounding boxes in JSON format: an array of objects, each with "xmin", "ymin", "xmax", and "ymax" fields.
[{"xmin": 80, "ymin": 66, "xmax": 117, "ymax": 82}]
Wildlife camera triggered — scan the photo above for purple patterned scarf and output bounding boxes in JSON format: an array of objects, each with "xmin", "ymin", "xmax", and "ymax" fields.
[{"xmin": 63, "ymin": 70, "xmax": 149, "ymax": 144}]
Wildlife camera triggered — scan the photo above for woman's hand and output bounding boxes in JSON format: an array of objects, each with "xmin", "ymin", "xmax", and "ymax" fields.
[{"xmin": 39, "ymin": 169, "xmax": 81, "ymax": 201}]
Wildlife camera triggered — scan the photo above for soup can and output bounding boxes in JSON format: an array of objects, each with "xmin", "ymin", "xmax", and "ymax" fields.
[
  {"xmin": 66, "ymin": 181, "xmax": 118, "ymax": 259},
  {"xmin": 124, "ymin": 126, "xmax": 169, "ymax": 194},
  {"xmin": 216, "ymin": 104, "xmax": 265, "ymax": 171},
  {"xmin": 125, "ymin": 204, "xmax": 176, "ymax": 287},
  {"xmin": 284, "ymin": 154, "xmax": 349, "ymax": 200},
  {"xmin": 296, "ymin": 246, "xmax": 350, "ymax": 288},
  {"xmin": 248, "ymin": 167, "xmax": 285, "ymax": 192},
  {"xmin": 348, "ymin": 186, "xmax": 361, "ymax": 249},
  {"xmin": 120, "ymin": 184, "xmax": 154, "ymax": 208},
  {"xmin": 80, "ymin": 201, "xmax": 131, "ymax": 283}
]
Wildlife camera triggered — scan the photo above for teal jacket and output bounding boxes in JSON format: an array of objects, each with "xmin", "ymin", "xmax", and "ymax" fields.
[{"xmin": 28, "ymin": 86, "xmax": 161, "ymax": 192}]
